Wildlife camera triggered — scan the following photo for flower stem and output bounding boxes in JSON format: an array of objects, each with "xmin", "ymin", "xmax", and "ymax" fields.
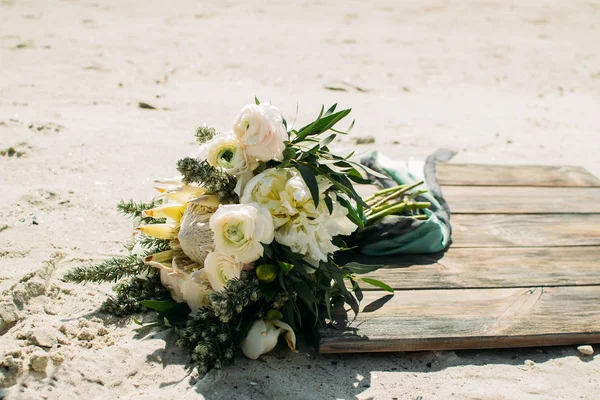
[
  {"xmin": 364, "ymin": 185, "xmax": 407, "ymax": 204},
  {"xmin": 370, "ymin": 180, "xmax": 424, "ymax": 209},
  {"xmin": 366, "ymin": 201, "xmax": 431, "ymax": 224}
]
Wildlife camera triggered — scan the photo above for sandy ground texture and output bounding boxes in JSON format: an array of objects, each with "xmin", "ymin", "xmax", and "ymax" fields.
[{"xmin": 1, "ymin": 0, "xmax": 600, "ymax": 398}]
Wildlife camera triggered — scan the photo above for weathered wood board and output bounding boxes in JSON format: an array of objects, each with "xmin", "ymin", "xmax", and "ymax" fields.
[
  {"xmin": 437, "ymin": 163, "xmax": 600, "ymax": 187},
  {"xmin": 319, "ymin": 163, "xmax": 600, "ymax": 353}
]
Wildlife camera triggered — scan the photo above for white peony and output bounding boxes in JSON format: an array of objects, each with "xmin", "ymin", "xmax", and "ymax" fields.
[
  {"xmin": 202, "ymin": 131, "xmax": 258, "ymax": 176},
  {"xmin": 240, "ymin": 319, "xmax": 296, "ymax": 359},
  {"xmin": 241, "ymin": 168, "xmax": 357, "ymax": 264},
  {"xmin": 232, "ymin": 103, "xmax": 287, "ymax": 162},
  {"xmin": 203, "ymin": 250, "xmax": 245, "ymax": 291},
  {"xmin": 209, "ymin": 203, "xmax": 275, "ymax": 263}
]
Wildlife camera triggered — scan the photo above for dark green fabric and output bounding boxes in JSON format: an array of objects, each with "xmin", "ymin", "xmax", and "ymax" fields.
[{"xmin": 359, "ymin": 151, "xmax": 452, "ymax": 255}]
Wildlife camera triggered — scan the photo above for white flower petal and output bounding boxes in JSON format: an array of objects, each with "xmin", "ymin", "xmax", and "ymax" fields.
[
  {"xmin": 232, "ymin": 104, "xmax": 287, "ymax": 162},
  {"xmin": 240, "ymin": 319, "xmax": 296, "ymax": 359}
]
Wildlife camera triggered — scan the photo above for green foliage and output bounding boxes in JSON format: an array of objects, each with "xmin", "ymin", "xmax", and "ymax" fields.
[
  {"xmin": 117, "ymin": 199, "xmax": 165, "ymax": 224},
  {"xmin": 278, "ymin": 103, "xmax": 386, "ymax": 216},
  {"xmin": 137, "ymin": 235, "xmax": 171, "ymax": 253},
  {"xmin": 195, "ymin": 126, "xmax": 217, "ymax": 144},
  {"xmin": 177, "ymin": 273, "xmax": 266, "ymax": 374},
  {"xmin": 176, "ymin": 157, "xmax": 238, "ymax": 203},
  {"xmin": 63, "ymin": 255, "xmax": 152, "ymax": 284},
  {"xmin": 360, "ymin": 277, "xmax": 394, "ymax": 293},
  {"xmin": 100, "ymin": 275, "xmax": 172, "ymax": 316}
]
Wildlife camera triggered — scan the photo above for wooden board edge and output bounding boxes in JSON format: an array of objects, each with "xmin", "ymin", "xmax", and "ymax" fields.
[{"xmin": 319, "ymin": 332, "xmax": 600, "ymax": 353}]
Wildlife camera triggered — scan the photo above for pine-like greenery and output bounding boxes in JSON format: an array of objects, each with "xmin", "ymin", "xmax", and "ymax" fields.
[
  {"xmin": 195, "ymin": 126, "xmax": 216, "ymax": 144},
  {"xmin": 176, "ymin": 157, "xmax": 238, "ymax": 203},
  {"xmin": 100, "ymin": 275, "xmax": 172, "ymax": 316},
  {"xmin": 138, "ymin": 235, "xmax": 171, "ymax": 253},
  {"xmin": 63, "ymin": 255, "xmax": 152, "ymax": 284},
  {"xmin": 177, "ymin": 273, "xmax": 265, "ymax": 374},
  {"xmin": 117, "ymin": 199, "xmax": 165, "ymax": 224}
]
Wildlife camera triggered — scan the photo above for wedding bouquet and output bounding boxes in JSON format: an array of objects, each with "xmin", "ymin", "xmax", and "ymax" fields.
[{"xmin": 64, "ymin": 99, "xmax": 433, "ymax": 374}]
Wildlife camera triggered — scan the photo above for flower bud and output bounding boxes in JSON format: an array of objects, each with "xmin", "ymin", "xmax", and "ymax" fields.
[{"xmin": 256, "ymin": 264, "xmax": 277, "ymax": 283}]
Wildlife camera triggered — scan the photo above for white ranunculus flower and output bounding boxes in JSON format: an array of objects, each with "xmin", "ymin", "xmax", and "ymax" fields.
[
  {"xmin": 203, "ymin": 131, "xmax": 258, "ymax": 176},
  {"xmin": 203, "ymin": 251, "xmax": 244, "ymax": 291},
  {"xmin": 242, "ymin": 168, "xmax": 357, "ymax": 264},
  {"xmin": 232, "ymin": 103, "xmax": 287, "ymax": 162},
  {"xmin": 240, "ymin": 319, "xmax": 296, "ymax": 359},
  {"xmin": 209, "ymin": 203, "xmax": 274, "ymax": 263}
]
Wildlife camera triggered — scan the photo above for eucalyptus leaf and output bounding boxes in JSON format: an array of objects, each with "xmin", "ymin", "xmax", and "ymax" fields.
[
  {"xmin": 336, "ymin": 196, "xmax": 364, "ymax": 228},
  {"xmin": 344, "ymin": 262, "xmax": 383, "ymax": 274},
  {"xmin": 296, "ymin": 163, "xmax": 320, "ymax": 207},
  {"xmin": 140, "ymin": 300, "xmax": 179, "ymax": 313},
  {"xmin": 324, "ymin": 103, "xmax": 337, "ymax": 117},
  {"xmin": 324, "ymin": 195, "xmax": 333, "ymax": 214},
  {"xmin": 319, "ymin": 133, "xmax": 337, "ymax": 149},
  {"xmin": 360, "ymin": 277, "xmax": 394, "ymax": 293}
]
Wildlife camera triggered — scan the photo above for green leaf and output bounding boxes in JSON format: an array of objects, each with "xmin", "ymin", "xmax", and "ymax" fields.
[
  {"xmin": 293, "ymin": 280, "xmax": 319, "ymax": 308},
  {"xmin": 278, "ymin": 261, "xmax": 294, "ymax": 275},
  {"xmin": 296, "ymin": 163, "xmax": 320, "ymax": 208},
  {"xmin": 360, "ymin": 277, "xmax": 394, "ymax": 293},
  {"xmin": 260, "ymin": 283, "xmax": 278, "ymax": 301},
  {"xmin": 348, "ymin": 160, "xmax": 390, "ymax": 180},
  {"xmin": 324, "ymin": 195, "xmax": 333, "ymax": 214},
  {"xmin": 346, "ymin": 168, "xmax": 372, "ymax": 184},
  {"xmin": 309, "ymin": 109, "xmax": 351, "ymax": 135},
  {"xmin": 344, "ymin": 262, "xmax": 383, "ymax": 274},
  {"xmin": 319, "ymin": 133, "xmax": 336, "ymax": 149},
  {"xmin": 325, "ymin": 289, "xmax": 333, "ymax": 320},
  {"xmin": 282, "ymin": 147, "xmax": 296, "ymax": 161},
  {"xmin": 336, "ymin": 196, "xmax": 364, "ymax": 228},
  {"xmin": 254, "ymin": 96, "xmax": 260, "ymax": 105},
  {"xmin": 331, "ymin": 119, "xmax": 355, "ymax": 135},
  {"xmin": 139, "ymin": 300, "xmax": 179, "ymax": 313},
  {"xmin": 324, "ymin": 103, "xmax": 337, "ymax": 117},
  {"xmin": 294, "ymin": 108, "xmax": 350, "ymax": 143},
  {"xmin": 266, "ymin": 309, "xmax": 284, "ymax": 321}
]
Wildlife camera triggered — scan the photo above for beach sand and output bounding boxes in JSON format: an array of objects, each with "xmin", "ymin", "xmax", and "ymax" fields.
[{"xmin": 1, "ymin": 0, "xmax": 599, "ymax": 398}]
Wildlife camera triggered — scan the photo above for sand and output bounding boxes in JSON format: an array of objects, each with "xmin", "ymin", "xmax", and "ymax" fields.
[{"xmin": 1, "ymin": 0, "xmax": 599, "ymax": 398}]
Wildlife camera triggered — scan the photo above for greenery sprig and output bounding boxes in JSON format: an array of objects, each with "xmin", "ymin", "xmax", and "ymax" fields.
[
  {"xmin": 100, "ymin": 275, "xmax": 172, "ymax": 316},
  {"xmin": 117, "ymin": 199, "xmax": 165, "ymax": 224},
  {"xmin": 63, "ymin": 255, "xmax": 152, "ymax": 284},
  {"xmin": 176, "ymin": 157, "xmax": 238, "ymax": 203}
]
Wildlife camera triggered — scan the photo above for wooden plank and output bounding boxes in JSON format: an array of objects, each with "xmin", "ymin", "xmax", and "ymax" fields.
[
  {"xmin": 451, "ymin": 214, "xmax": 600, "ymax": 247},
  {"xmin": 319, "ymin": 286, "xmax": 600, "ymax": 353},
  {"xmin": 437, "ymin": 164, "xmax": 600, "ymax": 187},
  {"xmin": 443, "ymin": 186, "xmax": 600, "ymax": 214},
  {"xmin": 359, "ymin": 246, "xmax": 600, "ymax": 290}
]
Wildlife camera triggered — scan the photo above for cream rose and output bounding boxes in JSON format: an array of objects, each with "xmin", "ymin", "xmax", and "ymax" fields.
[
  {"xmin": 203, "ymin": 131, "xmax": 258, "ymax": 176},
  {"xmin": 232, "ymin": 103, "xmax": 287, "ymax": 162},
  {"xmin": 203, "ymin": 251, "xmax": 245, "ymax": 291},
  {"xmin": 209, "ymin": 203, "xmax": 274, "ymax": 263}
]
